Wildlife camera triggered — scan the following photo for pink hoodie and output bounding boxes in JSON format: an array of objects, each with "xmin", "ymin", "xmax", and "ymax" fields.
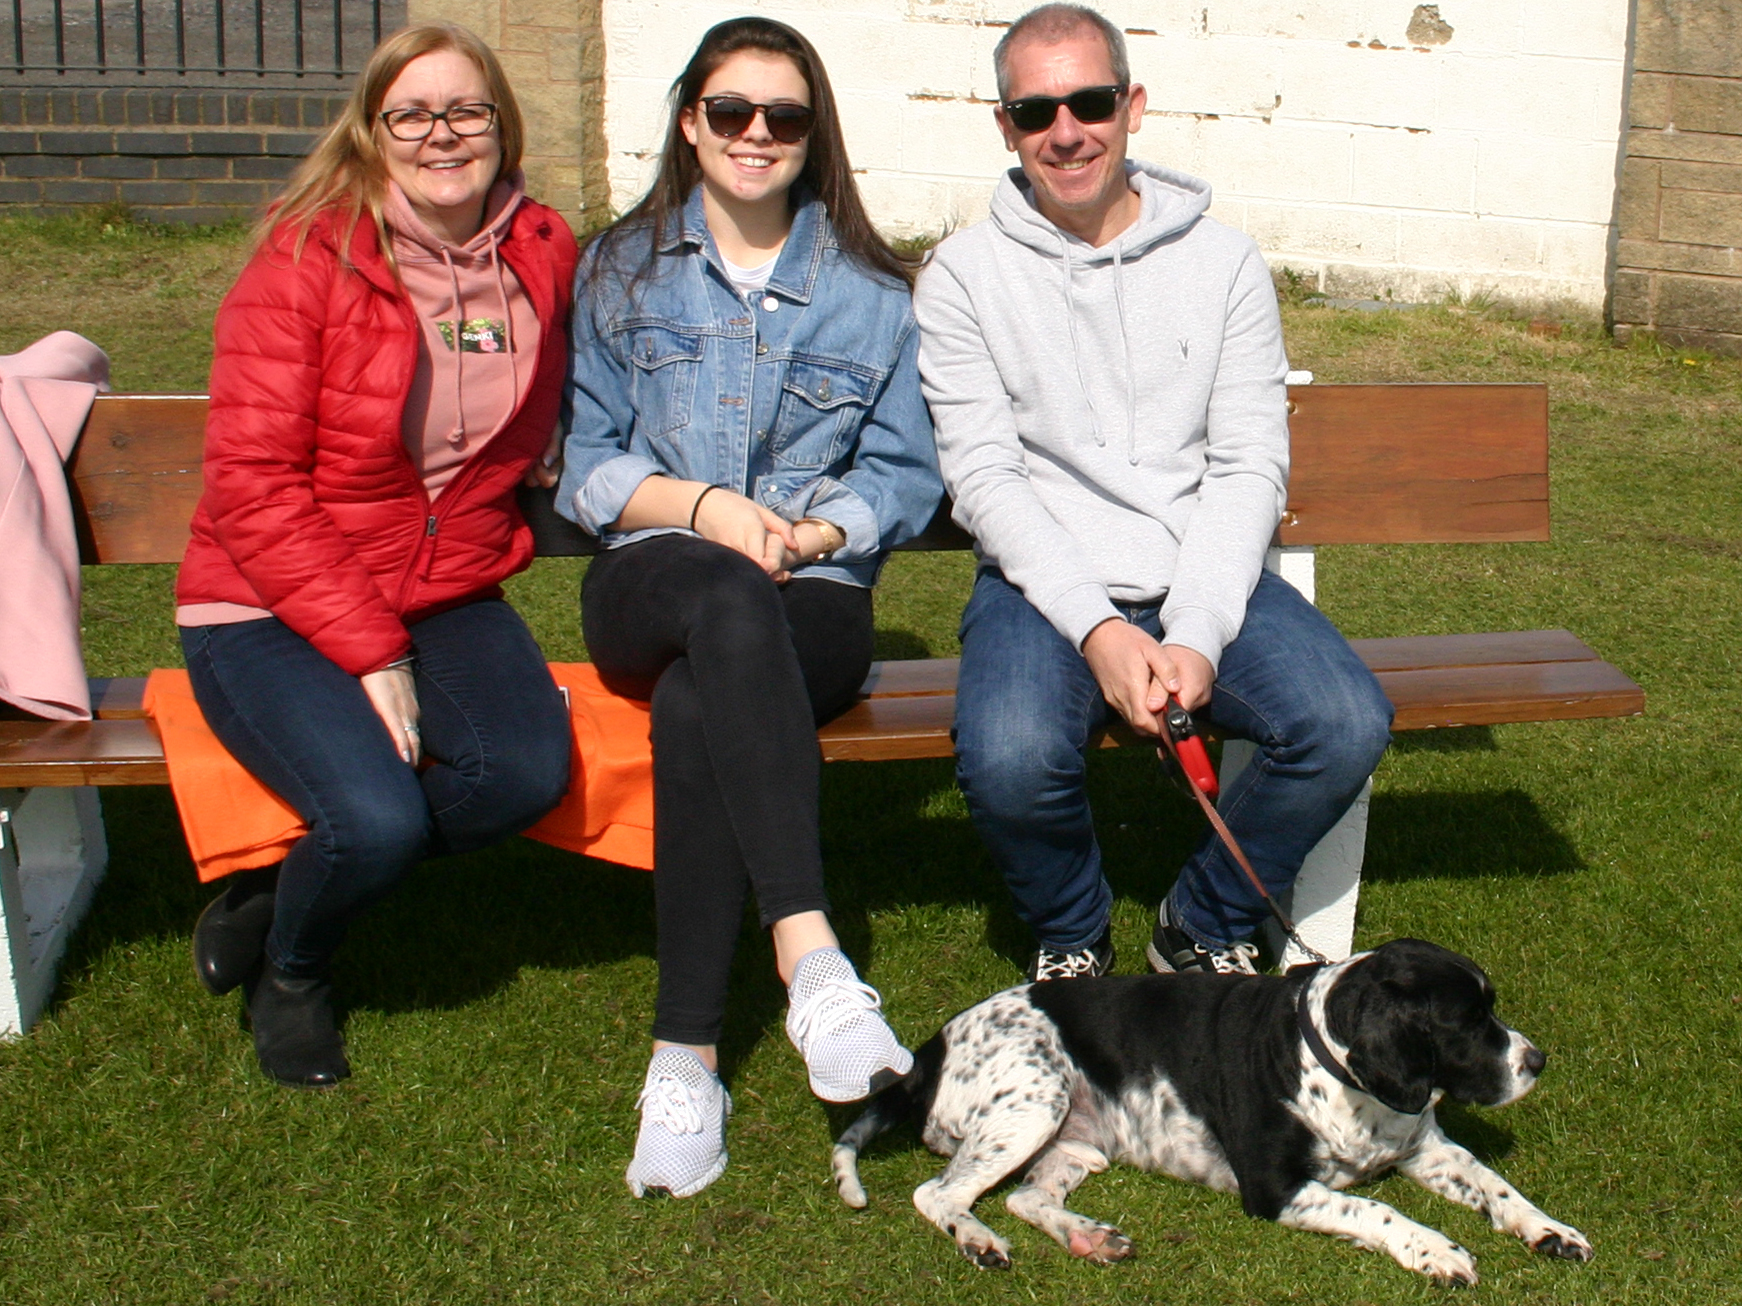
[{"xmin": 386, "ymin": 171, "xmax": 542, "ymax": 499}]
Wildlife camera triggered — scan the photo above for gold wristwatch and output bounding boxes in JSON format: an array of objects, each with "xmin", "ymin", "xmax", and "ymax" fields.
[{"xmin": 795, "ymin": 517, "xmax": 847, "ymax": 560}]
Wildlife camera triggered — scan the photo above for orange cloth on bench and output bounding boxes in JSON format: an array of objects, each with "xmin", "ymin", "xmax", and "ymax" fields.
[{"xmin": 142, "ymin": 664, "xmax": 655, "ymax": 883}]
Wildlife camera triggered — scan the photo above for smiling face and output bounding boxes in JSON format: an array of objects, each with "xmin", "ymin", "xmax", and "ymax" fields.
[
  {"xmin": 995, "ymin": 28, "xmax": 1147, "ymax": 245},
  {"xmin": 679, "ymin": 50, "xmax": 812, "ymax": 213},
  {"xmin": 378, "ymin": 48, "xmax": 502, "ymax": 242}
]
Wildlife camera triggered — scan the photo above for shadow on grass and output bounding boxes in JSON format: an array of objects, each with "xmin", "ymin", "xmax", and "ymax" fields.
[
  {"xmin": 54, "ymin": 755, "xmax": 1580, "ymax": 1071},
  {"xmin": 873, "ymin": 627, "xmax": 936, "ymax": 660},
  {"xmin": 1436, "ymin": 1099, "xmax": 1518, "ymax": 1164},
  {"xmin": 1364, "ymin": 790, "xmax": 1584, "ymax": 883},
  {"xmin": 1388, "ymin": 726, "xmax": 1499, "ymax": 754}
]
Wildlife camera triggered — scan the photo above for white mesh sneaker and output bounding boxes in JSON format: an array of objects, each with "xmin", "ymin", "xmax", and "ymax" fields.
[
  {"xmin": 784, "ymin": 947, "xmax": 914, "ymax": 1103},
  {"xmin": 624, "ymin": 1047, "xmax": 731, "ymax": 1199}
]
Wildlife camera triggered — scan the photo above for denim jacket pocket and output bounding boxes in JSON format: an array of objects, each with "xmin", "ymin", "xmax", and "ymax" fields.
[
  {"xmin": 770, "ymin": 359, "xmax": 880, "ymax": 469},
  {"xmin": 626, "ymin": 326, "xmax": 705, "ymax": 439}
]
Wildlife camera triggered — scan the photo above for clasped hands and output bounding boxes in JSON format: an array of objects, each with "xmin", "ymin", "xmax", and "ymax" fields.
[
  {"xmin": 691, "ymin": 486, "xmax": 834, "ymax": 582},
  {"xmin": 1082, "ymin": 617, "xmax": 1213, "ymax": 737}
]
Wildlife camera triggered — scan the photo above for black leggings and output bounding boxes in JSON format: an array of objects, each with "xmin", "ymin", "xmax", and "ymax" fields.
[{"xmin": 581, "ymin": 534, "xmax": 875, "ymax": 1045}]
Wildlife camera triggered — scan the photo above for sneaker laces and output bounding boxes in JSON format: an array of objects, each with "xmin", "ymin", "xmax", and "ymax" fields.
[
  {"xmin": 787, "ymin": 975, "xmax": 885, "ymax": 1056},
  {"xmin": 1205, "ymin": 941, "xmax": 1261, "ymax": 975},
  {"xmin": 636, "ymin": 1070, "xmax": 705, "ymax": 1136},
  {"xmin": 1032, "ymin": 946, "xmax": 1105, "ymax": 982}
]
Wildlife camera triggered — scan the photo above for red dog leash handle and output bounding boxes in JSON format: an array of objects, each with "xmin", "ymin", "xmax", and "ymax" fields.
[
  {"xmin": 1161, "ymin": 700, "xmax": 1219, "ymax": 800},
  {"xmin": 1156, "ymin": 696, "xmax": 1329, "ymax": 967}
]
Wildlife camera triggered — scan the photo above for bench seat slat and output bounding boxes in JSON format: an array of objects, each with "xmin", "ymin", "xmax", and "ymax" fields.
[
  {"xmin": 1350, "ymin": 629, "xmax": 1602, "ymax": 673},
  {"xmin": 0, "ymin": 720, "xmax": 170, "ymax": 787},
  {"xmin": 1379, "ymin": 660, "xmax": 1645, "ymax": 730},
  {"xmin": 19, "ymin": 630, "xmax": 1642, "ymax": 786}
]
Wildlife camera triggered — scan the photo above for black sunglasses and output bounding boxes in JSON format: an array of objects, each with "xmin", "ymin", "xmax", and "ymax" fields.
[
  {"xmin": 1001, "ymin": 84, "xmax": 1126, "ymax": 134},
  {"xmin": 698, "ymin": 95, "xmax": 816, "ymax": 145}
]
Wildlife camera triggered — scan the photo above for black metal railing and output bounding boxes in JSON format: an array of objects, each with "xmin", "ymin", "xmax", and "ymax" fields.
[{"xmin": 7, "ymin": 0, "xmax": 406, "ymax": 85}]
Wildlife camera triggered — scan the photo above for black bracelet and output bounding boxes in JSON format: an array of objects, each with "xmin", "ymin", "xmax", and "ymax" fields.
[{"xmin": 688, "ymin": 484, "xmax": 721, "ymax": 532}]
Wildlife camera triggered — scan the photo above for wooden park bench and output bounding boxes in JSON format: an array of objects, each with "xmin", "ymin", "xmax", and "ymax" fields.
[{"xmin": 0, "ymin": 382, "xmax": 1645, "ymax": 1033}]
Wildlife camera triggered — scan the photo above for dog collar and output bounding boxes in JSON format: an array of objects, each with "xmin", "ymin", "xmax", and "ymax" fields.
[{"xmin": 1297, "ymin": 994, "xmax": 1367, "ymax": 1095}]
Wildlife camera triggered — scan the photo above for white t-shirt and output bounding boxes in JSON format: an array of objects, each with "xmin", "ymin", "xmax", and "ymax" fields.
[{"xmin": 721, "ymin": 252, "xmax": 777, "ymax": 296}]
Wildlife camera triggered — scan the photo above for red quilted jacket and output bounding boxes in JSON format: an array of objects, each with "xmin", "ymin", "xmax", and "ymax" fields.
[{"xmin": 176, "ymin": 201, "xmax": 577, "ymax": 677}]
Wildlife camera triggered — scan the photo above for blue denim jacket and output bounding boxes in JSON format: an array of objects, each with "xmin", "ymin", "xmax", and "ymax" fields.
[{"xmin": 557, "ymin": 186, "xmax": 941, "ymax": 587}]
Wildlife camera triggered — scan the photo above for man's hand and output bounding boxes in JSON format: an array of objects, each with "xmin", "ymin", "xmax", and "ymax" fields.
[
  {"xmin": 360, "ymin": 664, "xmax": 421, "ymax": 765},
  {"xmin": 693, "ymin": 488, "xmax": 799, "ymax": 576},
  {"xmin": 1082, "ymin": 621, "xmax": 1216, "ymax": 734},
  {"xmin": 1159, "ymin": 643, "xmax": 1214, "ymax": 713}
]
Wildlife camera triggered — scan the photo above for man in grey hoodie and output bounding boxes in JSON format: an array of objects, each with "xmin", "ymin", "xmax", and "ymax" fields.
[{"xmin": 915, "ymin": 3, "xmax": 1393, "ymax": 981}]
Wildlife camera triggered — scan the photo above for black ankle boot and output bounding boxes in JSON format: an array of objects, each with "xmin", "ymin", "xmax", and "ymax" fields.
[
  {"xmin": 192, "ymin": 867, "xmax": 278, "ymax": 996},
  {"xmin": 244, "ymin": 961, "xmax": 350, "ymax": 1088}
]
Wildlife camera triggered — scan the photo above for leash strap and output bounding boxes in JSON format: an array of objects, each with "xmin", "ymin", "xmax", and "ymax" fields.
[{"xmin": 1156, "ymin": 703, "xmax": 1330, "ymax": 967}]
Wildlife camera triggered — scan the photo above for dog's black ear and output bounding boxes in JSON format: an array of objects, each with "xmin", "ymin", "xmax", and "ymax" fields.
[
  {"xmin": 1343, "ymin": 997, "xmax": 1435, "ymax": 1114},
  {"xmin": 1328, "ymin": 960, "xmax": 1436, "ymax": 1115}
]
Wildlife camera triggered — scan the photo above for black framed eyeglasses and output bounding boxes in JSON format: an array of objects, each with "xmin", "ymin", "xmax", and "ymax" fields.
[
  {"xmin": 698, "ymin": 96, "xmax": 816, "ymax": 145},
  {"xmin": 1001, "ymin": 84, "xmax": 1127, "ymax": 134},
  {"xmin": 379, "ymin": 102, "xmax": 498, "ymax": 141}
]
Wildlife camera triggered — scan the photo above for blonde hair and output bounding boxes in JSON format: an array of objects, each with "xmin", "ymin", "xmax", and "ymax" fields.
[{"xmin": 257, "ymin": 22, "xmax": 525, "ymax": 264}]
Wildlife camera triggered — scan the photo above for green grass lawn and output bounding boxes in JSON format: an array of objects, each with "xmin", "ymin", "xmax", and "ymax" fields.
[{"xmin": 2, "ymin": 214, "xmax": 1739, "ymax": 1304}]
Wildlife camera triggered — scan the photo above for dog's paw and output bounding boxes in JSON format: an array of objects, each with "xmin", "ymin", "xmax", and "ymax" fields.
[
  {"xmin": 960, "ymin": 1237, "xmax": 1012, "ymax": 1270},
  {"xmin": 1410, "ymin": 1233, "xmax": 1479, "ymax": 1287},
  {"xmin": 1067, "ymin": 1224, "xmax": 1134, "ymax": 1264},
  {"xmin": 1528, "ymin": 1223, "xmax": 1594, "ymax": 1263}
]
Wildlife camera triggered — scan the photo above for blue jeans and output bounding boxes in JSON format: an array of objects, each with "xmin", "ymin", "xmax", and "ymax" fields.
[
  {"xmin": 953, "ymin": 568, "xmax": 1393, "ymax": 951},
  {"xmin": 180, "ymin": 600, "xmax": 571, "ymax": 976}
]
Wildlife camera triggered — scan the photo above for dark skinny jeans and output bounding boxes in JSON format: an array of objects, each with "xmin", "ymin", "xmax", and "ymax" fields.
[
  {"xmin": 180, "ymin": 599, "xmax": 572, "ymax": 977},
  {"xmin": 581, "ymin": 533, "xmax": 875, "ymax": 1046}
]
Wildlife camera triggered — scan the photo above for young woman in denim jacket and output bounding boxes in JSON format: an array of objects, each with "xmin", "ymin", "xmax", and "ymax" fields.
[{"xmin": 558, "ymin": 17, "xmax": 941, "ymax": 1198}]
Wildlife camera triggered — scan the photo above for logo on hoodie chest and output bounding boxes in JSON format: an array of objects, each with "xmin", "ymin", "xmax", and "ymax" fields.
[{"xmin": 437, "ymin": 318, "xmax": 512, "ymax": 354}]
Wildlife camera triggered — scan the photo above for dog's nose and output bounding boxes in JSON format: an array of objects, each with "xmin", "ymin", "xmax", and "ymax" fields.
[{"xmin": 1523, "ymin": 1045, "xmax": 1546, "ymax": 1076}]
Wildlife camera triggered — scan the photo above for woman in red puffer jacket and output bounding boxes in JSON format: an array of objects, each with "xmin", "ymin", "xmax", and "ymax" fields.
[{"xmin": 175, "ymin": 21, "xmax": 576, "ymax": 1089}]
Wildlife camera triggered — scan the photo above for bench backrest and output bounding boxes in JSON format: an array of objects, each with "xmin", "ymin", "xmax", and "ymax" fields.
[{"xmin": 66, "ymin": 384, "xmax": 1549, "ymax": 566}]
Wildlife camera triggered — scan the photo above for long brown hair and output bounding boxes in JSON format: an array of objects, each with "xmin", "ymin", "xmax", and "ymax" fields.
[
  {"xmin": 589, "ymin": 17, "xmax": 917, "ymax": 294},
  {"xmin": 255, "ymin": 22, "xmax": 525, "ymax": 266}
]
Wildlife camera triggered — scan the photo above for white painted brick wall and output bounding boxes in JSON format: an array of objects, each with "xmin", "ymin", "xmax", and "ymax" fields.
[{"xmin": 600, "ymin": 0, "xmax": 1630, "ymax": 308}]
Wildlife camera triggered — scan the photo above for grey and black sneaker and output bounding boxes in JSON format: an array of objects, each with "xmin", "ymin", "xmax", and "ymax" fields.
[
  {"xmin": 1147, "ymin": 903, "xmax": 1260, "ymax": 976},
  {"xmin": 1026, "ymin": 927, "xmax": 1116, "ymax": 983}
]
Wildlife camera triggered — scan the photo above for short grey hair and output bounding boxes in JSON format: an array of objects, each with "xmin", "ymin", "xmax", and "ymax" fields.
[{"xmin": 993, "ymin": 4, "xmax": 1131, "ymax": 102}]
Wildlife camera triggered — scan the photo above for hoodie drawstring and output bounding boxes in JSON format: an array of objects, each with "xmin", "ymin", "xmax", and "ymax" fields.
[
  {"xmin": 438, "ymin": 228, "xmax": 519, "ymax": 450},
  {"xmin": 1113, "ymin": 242, "xmax": 1138, "ymax": 466},
  {"xmin": 1059, "ymin": 232, "xmax": 1107, "ymax": 450},
  {"xmin": 441, "ymin": 247, "xmax": 467, "ymax": 448}
]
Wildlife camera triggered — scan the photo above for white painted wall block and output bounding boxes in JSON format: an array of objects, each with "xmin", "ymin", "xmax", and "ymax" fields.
[{"xmin": 600, "ymin": 0, "xmax": 1631, "ymax": 308}]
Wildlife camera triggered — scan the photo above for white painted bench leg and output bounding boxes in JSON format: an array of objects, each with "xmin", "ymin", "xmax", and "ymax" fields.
[
  {"xmin": 0, "ymin": 787, "xmax": 109, "ymax": 1037},
  {"xmin": 1203, "ymin": 541, "xmax": 1369, "ymax": 967}
]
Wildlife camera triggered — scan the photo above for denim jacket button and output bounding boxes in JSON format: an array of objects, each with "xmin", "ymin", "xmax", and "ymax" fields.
[
  {"xmin": 761, "ymin": 296, "xmax": 779, "ymax": 312},
  {"xmin": 757, "ymin": 343, "xmax": 769, "ymax": 356}
]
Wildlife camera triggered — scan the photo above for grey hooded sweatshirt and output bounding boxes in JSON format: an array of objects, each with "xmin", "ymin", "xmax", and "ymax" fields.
[{"xmin": 915, "ymin": 160, "xmax": 1289, "ymax": 672}]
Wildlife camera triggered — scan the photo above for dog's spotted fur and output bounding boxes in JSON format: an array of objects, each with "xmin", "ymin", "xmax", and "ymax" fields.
[{"xmin": 832, "ymin": 938, "xmax": 1592, "ymax": 1283}]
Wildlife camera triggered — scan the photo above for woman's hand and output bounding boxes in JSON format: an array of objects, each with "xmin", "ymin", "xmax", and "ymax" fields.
[
  {"xmin": 361, "ymin": 664, "xmax": 422, "ymax": 765},
  {"xmin": 692, "ymin": 488, "xmax": 798, "ymax": 576},
  {"xmin": 772, "ymin": 518, "xmax": 842, "ymax": 582},
  {"xmin": 523, "ymin": 419, "xmax": 564, "ymax": 488}
]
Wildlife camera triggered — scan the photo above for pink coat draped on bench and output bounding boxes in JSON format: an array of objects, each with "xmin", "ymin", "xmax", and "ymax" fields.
[{"xmin": 0, "ymin": 331, "xmax": 111, "ymax": 720}]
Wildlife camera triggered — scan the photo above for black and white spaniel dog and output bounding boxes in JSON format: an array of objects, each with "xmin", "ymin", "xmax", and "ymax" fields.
[{"xmin": 831, "ymin": 938, "xmax": 1592, "ymax": 1284}]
